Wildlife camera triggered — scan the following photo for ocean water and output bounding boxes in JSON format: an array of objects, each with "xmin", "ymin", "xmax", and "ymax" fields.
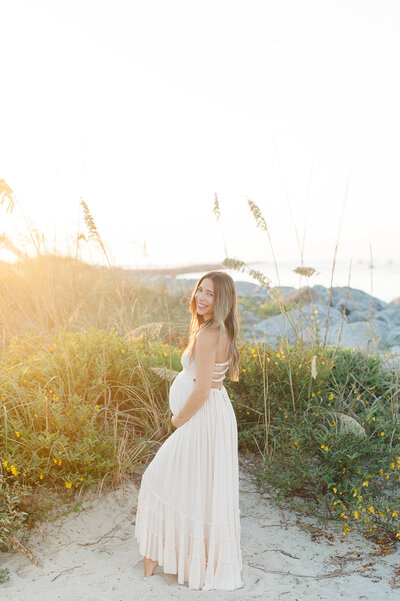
[{"xmin": 178, "ymin": 259, "xmax": 400, "ymax": 304}]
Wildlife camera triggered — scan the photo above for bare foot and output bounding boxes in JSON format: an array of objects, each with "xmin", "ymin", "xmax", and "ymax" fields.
[{"xmin": 143, "ymin": 556, "xmax": 158, "ymax": 577}]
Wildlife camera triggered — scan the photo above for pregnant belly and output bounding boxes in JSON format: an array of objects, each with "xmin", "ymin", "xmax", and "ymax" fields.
[{"xmin": 169, "ymin": 372, "xmax": 194, "ymax": 415}]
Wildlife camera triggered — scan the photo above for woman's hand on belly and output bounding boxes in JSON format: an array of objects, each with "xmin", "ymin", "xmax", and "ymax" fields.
[{"xmin": 171, "ymin": 413, "xmax": 186, "ymax": 428}]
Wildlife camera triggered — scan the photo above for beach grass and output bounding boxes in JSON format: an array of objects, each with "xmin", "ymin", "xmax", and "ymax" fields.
[{"xmin": 0, "ymin": 186, "xmax": 399, "ymax": 561}]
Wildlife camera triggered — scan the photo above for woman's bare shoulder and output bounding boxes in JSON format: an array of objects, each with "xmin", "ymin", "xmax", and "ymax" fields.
[
  {"xmin": 197, "ymin": 326, "xmax": 230, "ymax": 351},
  {"xmin": 196, "ymin": 326, "xmax": 219, "ymax": 342}
]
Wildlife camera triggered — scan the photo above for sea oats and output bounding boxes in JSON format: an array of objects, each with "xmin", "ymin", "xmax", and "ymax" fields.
[
  {"xmin": 221, "ymin": 258, "xmax": 270, "ymax": 289},
  {"xmin": 268, "ymin": 288, "xmax": 284, "ymax": 304},
  {"xmin": 336, "ymin": 412, "xmax": 367, "ymax": 438},
  {"xmin": 213, "ymin": 193, "xmax": 220, "ymax": 220},
  {"xmin": 247, "ymin": 199, "xmax": 268, "ymax": 232},
  {"xmin": 293, "ymin": 266, "xmax": 316, "ymax": 277},
  {"xmin": 0, "ymin": 233, "xmax": 26, "ymax": 258},
  {"xmin": 80, "ymin": 199, "xmax": 100, "ymax": 242},
  {"xmin": 128, "ymin": 321, "xmax": 166, "ymax": 341},
  {"xmin": 311, "ymin": 354, "xmax": 317, "ymax": 379},
  {"xmin": 150, "ymin": 366, "xmax": 180, "ymax": 382},
  {"xmin": 0, "ymin": 179, "xmax": 15, "ymax": 214}
]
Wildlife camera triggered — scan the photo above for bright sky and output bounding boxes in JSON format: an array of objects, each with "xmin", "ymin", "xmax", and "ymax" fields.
[{"xmin": 1, "ymin": 0, "xmax": 399, "ymax": 276}]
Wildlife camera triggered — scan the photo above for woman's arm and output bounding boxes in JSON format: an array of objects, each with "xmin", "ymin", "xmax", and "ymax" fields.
[{"xmin": 172, "ymin": 328, "xmax": 218, "ymax": 428}]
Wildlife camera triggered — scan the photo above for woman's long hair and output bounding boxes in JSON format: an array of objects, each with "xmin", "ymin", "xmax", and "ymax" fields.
[{"xmin": 184, "ymin": 271, "xmax": 241, "ymax": 382}]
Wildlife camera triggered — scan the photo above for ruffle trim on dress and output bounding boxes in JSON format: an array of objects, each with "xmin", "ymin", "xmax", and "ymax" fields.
[
  {"xmin": 139, "ymin": 476, "xmax": 240, "ymax": 526},
  {"xmin": 135, "ymin": 478, "xmax": 243, "ymax": 590}
]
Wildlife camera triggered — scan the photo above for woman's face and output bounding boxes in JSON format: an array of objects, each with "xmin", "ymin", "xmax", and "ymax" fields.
[{"xmin": 195, "ymin": 277, "xmax": 215, "ymax": 321}]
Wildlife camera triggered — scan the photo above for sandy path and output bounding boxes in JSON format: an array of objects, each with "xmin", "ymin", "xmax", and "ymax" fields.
[{"xmin": 1, "ymin": 455, "xmax": 399, "ymax": 601}]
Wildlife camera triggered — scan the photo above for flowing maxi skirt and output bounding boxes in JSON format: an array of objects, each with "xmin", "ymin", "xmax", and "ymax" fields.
[{"xmin": 134, "ymin": 353, "xmax": 243, "ymax": 590}]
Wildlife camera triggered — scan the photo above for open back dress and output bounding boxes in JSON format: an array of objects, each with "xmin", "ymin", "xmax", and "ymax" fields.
[{"xmin": 134, "ymin": 343, "xmax": 243, "ymax": 591}]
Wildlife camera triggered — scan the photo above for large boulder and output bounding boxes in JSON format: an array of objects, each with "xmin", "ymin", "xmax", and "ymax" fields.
[
  {"xmin": 253, "ymin": 302, "xmax": 343, "ymax": 345},
  {"xmin": 325, "ymin": 319, "xmax": 390, "ymax": 351},
  {"xmin": 280, "ymin": 286, "xmax": 326, "ymax": 307},
  {"xmin": 321, "ymin": 286, "xmax": 387, "ymax": 322},
  {"xmin": 379, "ymin": 303, "xmax": 400, "ymax": 327},
  {"xmin": 386, "ymin": 327, "xmax": 400, "ymax": 346},
  {"xmin": 251, "ymin": 300, "xmax": 392, "ymax": 350}
]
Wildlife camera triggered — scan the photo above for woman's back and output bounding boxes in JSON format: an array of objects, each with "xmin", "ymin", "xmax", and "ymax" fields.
[{"xmin": 195, "ymin": 326, "xmax": 231, "ymax": 365}]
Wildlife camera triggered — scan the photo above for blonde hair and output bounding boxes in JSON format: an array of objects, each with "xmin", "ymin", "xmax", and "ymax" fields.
[{"xmin": 185, "ymin": 271, "xmax": 241, "ymax": 382}]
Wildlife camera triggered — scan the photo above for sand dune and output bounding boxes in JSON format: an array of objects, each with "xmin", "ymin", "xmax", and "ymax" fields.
[{"xmin": 1, "ymin": 455, "xmax": 399, "ymax": 601}]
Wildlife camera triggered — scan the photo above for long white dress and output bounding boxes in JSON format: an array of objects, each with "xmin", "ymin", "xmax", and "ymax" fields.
[{"xmin": 134, "ymin": 347, "xmax": 243, "ymax": 590}]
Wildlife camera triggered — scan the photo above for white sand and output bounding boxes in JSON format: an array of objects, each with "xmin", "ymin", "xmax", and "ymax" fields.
[{"xmin": 1, "ymin": 455, "xmax": 399, "ymax": 601}]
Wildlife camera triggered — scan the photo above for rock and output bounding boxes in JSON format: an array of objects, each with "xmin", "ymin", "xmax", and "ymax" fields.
[
  {"xmin": 325, "ymin": 319, "xmax": 390, "ymax": 351},
  {"xmin": 141, "ymin": 275, "xmax": 400, "ymax": 356},
  {"xmin": 280, "ymin": 286, "xmax": 325, "ymax": 307},
  {"xmin": 346, "ymin": 309, "xmax": 367, "ymax": 323},
  {"xmin": 253, "ymin": 302, "xmax": 343, "ymax": 345},
  {"xmin": 325, "ymin": 286, "xmax": 387, "ymax": 320},
  {"xmin": 234, "ymin": 281, "xmax": 270, "ymax": 298},
  {"xmin": 241, "ymin": 310, "xmax": 259, "ymax": 327},
  {"xmin": 379, "ymin": 304, "xmax": 400, "ymax": 327},
  {"xmin": 249, "ymin": 300, "xmax": 392, "ymax": 352},
  {"xmin": 387, "ymin": 327, "xmax": 400, "ymax": 346}
]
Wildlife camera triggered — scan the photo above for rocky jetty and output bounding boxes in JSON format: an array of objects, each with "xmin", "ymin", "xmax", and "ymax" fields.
[
  {"xmin": 141, "ymin": 275, "xmax": 400, "ymax": 366},
  {"xmin": 238, "ymin": 282, "xmax": 400, "ymax": 370}
]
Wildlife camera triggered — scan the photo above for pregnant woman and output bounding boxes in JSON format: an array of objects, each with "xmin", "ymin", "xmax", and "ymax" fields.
[{"xmin": 134, "ymin": 270, "xmax": 243, "ymax": 590}]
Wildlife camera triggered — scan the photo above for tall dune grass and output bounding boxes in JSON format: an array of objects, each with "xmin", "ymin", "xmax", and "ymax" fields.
[{"xmin": 0, "ymin": 183, "xmax": 399, "ymax": 560}]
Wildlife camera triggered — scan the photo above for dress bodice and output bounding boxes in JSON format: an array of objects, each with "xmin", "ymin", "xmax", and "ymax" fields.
[{"xmin": 181, "ymin": 348, "xmax": 230, "ymax": 383}]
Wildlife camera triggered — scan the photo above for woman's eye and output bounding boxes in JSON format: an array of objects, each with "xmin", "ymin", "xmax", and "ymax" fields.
[{"xmin": 197, "ymin": 288, "xmax": 213, "ymax": 297}]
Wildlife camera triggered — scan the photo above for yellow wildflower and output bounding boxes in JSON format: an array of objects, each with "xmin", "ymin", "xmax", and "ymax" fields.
[{"xmin": 65, "ymin": 482, "xmax": 72, "ymax": 488}]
